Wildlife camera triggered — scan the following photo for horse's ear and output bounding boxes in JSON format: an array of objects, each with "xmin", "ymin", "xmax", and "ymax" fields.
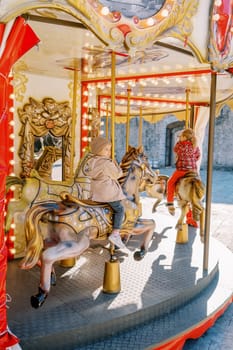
[
  {"xmin": 138, "ymin": 145, "xmax": 144, "ymax": 153},
  {"xmin": 128, "ymin": 145, "xmax": 132, "ymax": 151}
]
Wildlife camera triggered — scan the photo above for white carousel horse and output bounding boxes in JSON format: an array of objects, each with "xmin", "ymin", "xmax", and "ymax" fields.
[
  {"xmin": 139, "ymin": 170, "xmax": 169, "ymax": 212},
  {"xmin": 19, "ymin": 146, "xmax": 156, "ymax": 308}
]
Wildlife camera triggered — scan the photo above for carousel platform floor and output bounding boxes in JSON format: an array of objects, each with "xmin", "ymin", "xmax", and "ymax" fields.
[{"xmin": 6, "ymin": 196, "xmax": 233, "ymax": 350}]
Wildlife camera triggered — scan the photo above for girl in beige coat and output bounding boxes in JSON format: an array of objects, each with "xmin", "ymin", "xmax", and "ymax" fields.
[{"xmin": 87, "ymin": 136, "xmax": 126, "ymax": 249}]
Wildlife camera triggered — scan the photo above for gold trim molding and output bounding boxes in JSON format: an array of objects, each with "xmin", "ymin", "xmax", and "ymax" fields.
[
  {"xmin": 12, "ymin": 63, "xmax": 28, "ymax": 103},
  {"xmin": 1, "ymin": 1, "xmax": 201, "ymax": 57}
]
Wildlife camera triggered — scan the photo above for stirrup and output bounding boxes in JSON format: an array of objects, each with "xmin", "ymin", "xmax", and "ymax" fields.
[{"xmin": 51, "ymin": 271, "xmax": 56, "ymax": 286}]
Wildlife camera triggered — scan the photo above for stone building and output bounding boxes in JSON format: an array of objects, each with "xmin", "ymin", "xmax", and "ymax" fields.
[{"xmin": 113, "ymin": 105, "xmax": 233, "ymax": 170}]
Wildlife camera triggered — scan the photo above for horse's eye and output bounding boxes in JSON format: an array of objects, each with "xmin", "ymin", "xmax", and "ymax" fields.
[{"xmin": 131, "ymin": 175, "xmax": 136, "ymax": 180}]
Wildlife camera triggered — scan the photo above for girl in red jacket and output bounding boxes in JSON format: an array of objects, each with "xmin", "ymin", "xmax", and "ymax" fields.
[{"xmin": 166, "ymin": 128, "xmax": 200, "ymax": 215}]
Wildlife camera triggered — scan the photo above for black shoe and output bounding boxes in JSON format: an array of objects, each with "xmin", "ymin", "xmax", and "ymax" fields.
[
  {"xmin": 134, "ymin": 248, "xmax": 146, "ymax": 261},
  {"xmin": 31, "ymin": 287, "xmax": 48, "ymax": 309}
]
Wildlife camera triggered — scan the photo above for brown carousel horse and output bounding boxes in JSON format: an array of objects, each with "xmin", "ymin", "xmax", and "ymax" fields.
[
  {"xmin": 174, "ymin": 172, "xmax": 205, "ymax": 238},
  {"xmin": 146, "ymin": 170, "xmax": 205, "ymax": 240},
  {"xmin": 19, "ymin": 146, "xmax": 156, "ymax": 308}
]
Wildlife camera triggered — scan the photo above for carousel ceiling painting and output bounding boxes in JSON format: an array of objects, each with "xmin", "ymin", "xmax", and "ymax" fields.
[{"xmin": 2, "ymin": 0, "xmax": 233, "ymax": 118}]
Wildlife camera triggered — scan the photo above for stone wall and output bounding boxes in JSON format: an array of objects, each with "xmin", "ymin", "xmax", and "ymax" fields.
[
  {"xmin": 113, "ymin": 105, "xmax": 233, "ymax": 170},
  {"xmin": 201, "ymin": 105, "xmax": 233, "ymax": 170}
]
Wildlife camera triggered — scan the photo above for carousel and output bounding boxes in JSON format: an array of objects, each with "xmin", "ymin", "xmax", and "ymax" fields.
[{"xmin": 1, "ymin": 1, "xmax": 233, "ymax": 349}]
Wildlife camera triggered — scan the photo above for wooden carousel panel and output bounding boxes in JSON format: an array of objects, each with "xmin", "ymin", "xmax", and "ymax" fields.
[
  {"xmin": 1, "ymin": 0, "xmax": 233, "ymax": 73},
  {"xmin": 0, "ymin": 1, "xmax": 209, "ymax": 61},
  {"xmin": 209, "ymin": 0, "xmax": 233, "ymax": 71}
]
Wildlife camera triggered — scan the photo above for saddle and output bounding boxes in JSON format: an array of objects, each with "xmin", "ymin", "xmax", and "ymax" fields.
[
  {"xmin": 59, "ymin": 191, "xmax": 111, "ymax": 209},
  {"xmin": 182, "ymin": 171, "xmax": 198, "ymax": 179},
  {"xmin": 59, "ymin": 192, "xmax": 140, "ymax": 234}
]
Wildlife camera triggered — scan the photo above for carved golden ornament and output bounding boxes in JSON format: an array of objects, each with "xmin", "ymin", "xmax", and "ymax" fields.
[
  {"xmin": 2, "ymin": 1, "xmax": 200, "ymax": 57},
  {"xmin": 66, "ymin": 0, "xmax": 201, "ymax": 57},
  {"xmin": 68, "ymin": 0, "xmax": 125, "ymax": 48},
  {"xmin": 45, "ymin": 120, "xmax": 55, "ymax": 129},
  {"xmin": 125, "ymin": 0, "xmax": 199, "ymax": 51},
  {"xmin": 18, "ymin": 97, "xmax": 72, "ymax": 179},
  {"xmin": 12, "ymin": 63, "xmax": 28, "ymax": 103}
]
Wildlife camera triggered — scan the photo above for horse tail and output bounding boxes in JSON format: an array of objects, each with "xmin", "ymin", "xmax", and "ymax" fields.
[
  {"xmin": 6, "ymin": 175, "xmax": 25, "ymax": 193},
  {"xmin": 19, "ymin": 204, "xmax": 51, "ymax": 270},
  {"xmin": 191, "ymin": 179, "xmax": 205, "ymax": 221}
]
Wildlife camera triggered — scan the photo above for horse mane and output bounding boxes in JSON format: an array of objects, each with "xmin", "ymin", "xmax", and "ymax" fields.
[
  {"xmin": 6, "ymin": 175, "xmax": 25, "ymax": 193},
  {"xmin": 118, "ymin": 146, "xmax": 141, "ymax": 186},
  {"xmin": 120, "ymin": 145, "xmax": 144, "ymax": 164}
]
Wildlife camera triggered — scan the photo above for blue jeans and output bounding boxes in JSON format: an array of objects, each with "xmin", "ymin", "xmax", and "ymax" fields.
[{"xmin": 108, "ymin": 200, "xmax": 124, "ymax": 230}]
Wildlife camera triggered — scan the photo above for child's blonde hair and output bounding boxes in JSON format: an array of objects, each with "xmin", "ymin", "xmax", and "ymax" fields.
[{"xmin": 181, "ymin": 128, "xmax": 197, "ymax": 147}]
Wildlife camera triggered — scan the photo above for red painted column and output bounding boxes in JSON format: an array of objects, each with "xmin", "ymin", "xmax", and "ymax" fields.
[
  {"xmin": 0, "ymin": 16, "xmax": 40, "ymax": 349},
  {"xmin": 5, "ymin": 79, "xmax": 15, "ymax": 260},
  {"xmin": 0, "ymin": 99, "xmax": 19, "ymax": 348}
]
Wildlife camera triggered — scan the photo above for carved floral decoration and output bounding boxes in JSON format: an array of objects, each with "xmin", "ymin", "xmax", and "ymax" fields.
[{"xmin": 18, "ymin": 97, "xmax": 72, "ymax": 179}]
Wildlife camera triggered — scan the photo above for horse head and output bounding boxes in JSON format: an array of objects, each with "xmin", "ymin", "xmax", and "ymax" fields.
[{"xmin": 119, "ymin": 146, "xmax": 155, "ymax": 203}]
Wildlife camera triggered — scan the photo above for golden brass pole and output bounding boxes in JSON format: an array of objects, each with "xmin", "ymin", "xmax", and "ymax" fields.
[
  {"xmin": 190, "ymin": 105, "xmax": 195, "ymax": 129},
  {"xmin": 70, "ymin": 68, "xmax": 78, "ymax": 179},
  {"xmin": 106, "ymin": 102, "xmax": 109, "ymax": 139},
  {"xmin": 126, "ymin": 88, "xmax": 131, "ymax": 152},
  {"xmin": 60, "ymin": 69, "xmax": 78, "ymax": 267},
  {"xmin": 203, "ymin": 72, "xmax": 217, "ymax": 271},
  {"xmin": 138, "ymin": 106, "xmax": 143, "ymax": 146},
  {"xmin": 185, "ymin": 88, "xmax": 190, "ymax": 128},
  {"xmin": 111, "ymin": 51, "xmax": 116, "ymax": 160},
  {"xmin": 104, "ymin": 57, "xmax": 121, "ymax": 293}
]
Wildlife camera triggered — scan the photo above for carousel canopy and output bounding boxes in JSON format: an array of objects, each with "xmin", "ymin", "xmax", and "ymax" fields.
[{"xmin": 1, "ymin": 0, "xmax": 233, "ymax": 118}]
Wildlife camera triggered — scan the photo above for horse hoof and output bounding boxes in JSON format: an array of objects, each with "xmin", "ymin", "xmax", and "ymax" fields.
[
  {"xmin": 134, "ymin": 249, "xmax": 146, "ymax": 261},
  {"xmin": 51, "ymin": 271, "xmax": 56, "ymax": 286},
  {"xmin": 31, "ymin": 287, "xmax": 48, "ymax": 309}
]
